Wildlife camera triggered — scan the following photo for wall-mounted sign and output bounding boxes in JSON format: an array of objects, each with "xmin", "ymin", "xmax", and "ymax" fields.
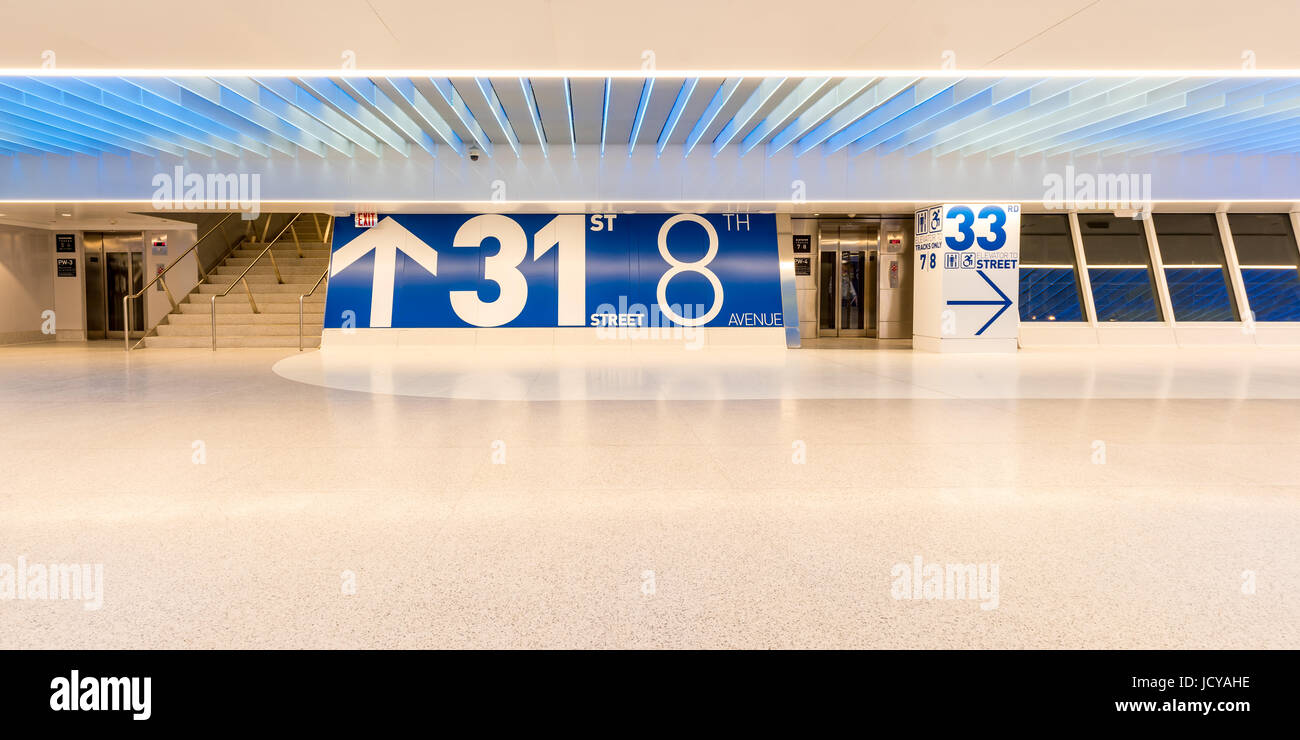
[
  {"xmin": 355, "ymin": 212, "xmax": 377, "ymax": 228},
  {"xmin": 792, "ymin": 234, "xmax": 812, "ymax": 254},
  {"xmin": 913, "ymin": 203, "xmax": 1020, "ymax": 349},
  {"xmin": 325, "ymin": 213, "xmax": 784, "ymax": 329},
  {"xmin": 55, "ymin": 234, "xmax": 76, "ymax": 253},
  {"xmin": 794, "ymin": 257, "xmax": 811, "ymax": 276},
  {"xmin": 56, "ymin": 258, "xmax": 76, "ymax": 277},
  {"xmin": 151, "ymin": 237, "xmax": 168, "ymax": 290}
]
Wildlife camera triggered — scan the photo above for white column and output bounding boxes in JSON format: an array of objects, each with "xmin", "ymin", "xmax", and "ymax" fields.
[
  {"xmin": 1142, "ymin": 214, "xmax": 1175, "ymax": 324},
  {"xmin": 1068, "ymin": 211, "xmax": 1098, "ymax": 326},
  {"xmin": 1215, "ymin": 211, "xmax": 1251, "ymax": 324},
  {"xmin": 912, "ymin": 204, "xmax": 1021, "ymax": 353}
]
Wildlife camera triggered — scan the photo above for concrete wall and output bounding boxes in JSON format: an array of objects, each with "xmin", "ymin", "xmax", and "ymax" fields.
[
  {"xmin": 142, "ymin": 228, "xmax": 198, "ymax": 331},
  {"xmin": 792, "ymin": 218, "xmax": 819, "ymax": 340},
  {"xmin": 0, "ymin": 225, "xmax": 198, "ymax": 344},
  {"xmin": 0, "ymin": 224, "xmax": 54, "ymax": 345},
  {"xmin": 53, "ymin": 231, "xmax": 84, "ymax": 341},
  {"xmin": 876, "ymin": 218, "xmax": 913, "ymax": 340}
]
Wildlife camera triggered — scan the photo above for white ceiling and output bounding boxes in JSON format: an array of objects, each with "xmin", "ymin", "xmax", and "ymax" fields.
[
  {"xmin": 0, "ymin": 203, "xmax": 197, "ymax": 230},
  {"xmin": 1, "ymin": 1, "xmax": 1298, "ymax": 71}
]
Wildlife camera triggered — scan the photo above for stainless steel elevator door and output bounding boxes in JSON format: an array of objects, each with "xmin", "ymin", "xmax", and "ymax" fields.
[
  {"xmin": 839, "ymin": 249, "xmax": 866, "ymax": 334},
  {"xmin": 817, "ymin": 223, "xmax": 879, "ymax": 338},
  {"xmin": 84, "ymin": 233, "xmax": 106, "ymax": 338},
  {"xmin": 818, "ymin": 243, "xmax": 838, "ymax": 334},
  {"xmin": 85, "ymin": 232, "xmax": 145, "ymax": 338},
  {"xmin": 867, "ymin": 251, "xmax": 878, "ymax": 333}
]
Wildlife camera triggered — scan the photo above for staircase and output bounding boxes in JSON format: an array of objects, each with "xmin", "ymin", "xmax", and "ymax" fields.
[{"xmin": 144, "ymin": 216, "xmax": 331, "ymax": 349}]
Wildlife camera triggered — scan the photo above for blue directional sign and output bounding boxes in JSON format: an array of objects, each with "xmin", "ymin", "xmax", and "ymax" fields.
[
  {"xmin": 946, "ymin": 269, "xmax": 1013, "ymax": 335},
  {"xmin": 324, "ymin": 213, "xmax": 784, "ymax": 330},
  {"xmin": 914, "ymin": 203, "xmax": 1021, "ymax": 346}
]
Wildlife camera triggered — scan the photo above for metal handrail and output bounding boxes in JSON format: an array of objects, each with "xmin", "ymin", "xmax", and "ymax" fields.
[
  {"xmin": 210, "ymin": 214, "xmax": 302, "ymax": 350},
  {"xmin": 122, "ymin": 213, "xmax": 235, "ymax": 351},
  {"xmin": 298, "ymin": 268, "xmax": 329, "ymax": 351}
]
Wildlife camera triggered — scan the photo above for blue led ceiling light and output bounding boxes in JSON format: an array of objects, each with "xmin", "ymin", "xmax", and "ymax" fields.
[
  {"xmin": 520, "ymin": 78, "xmax": 549, "ymax": 158},
  {"xmin": 600, "ymin": 77, "xmax": 611, "ymax": 158},
  {"xmin": 711, "ymin": 77, "xmax": 785, "ymax": 157},
  {"xmin": 0, "ymin": 73, "xmax": 1295, "ymax": 161},
  {"xmin": 628, "ymin": 77, "xmax": 654, "ymax": 156},
  {"xmin": 474, "ymin": 78, "xmax": 521, "ymax": 158},
  {"xmin": 563, "ymin": 78, "xmax": 577, "ymax": 158},
  {"xmin": 739, "ymin": 77, "xmax": 830, "ymax": 156},
  {"xmin": 656, "ymin": 78, "xmax": 698, "ymax": 157},
  {"xmin": 683, "ymin": 78, "xmax": 742, "ymax": 157}
]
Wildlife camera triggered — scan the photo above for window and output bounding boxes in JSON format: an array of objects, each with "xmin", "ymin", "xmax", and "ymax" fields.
[
  {"xmin": 1079, "ymin": 215, "xmax": 1163, "ymax": 321},
  {"xmin": 1153, "ymin": 214, "xmax": 1237, "ymax": 321},
  {"xmin": 1229, "ymin": 214, "xmax": 1300, "ymax": 322},
  {"xmin": 1018, "ymin": 214, "xmax": 1084, "ymax": 321}
]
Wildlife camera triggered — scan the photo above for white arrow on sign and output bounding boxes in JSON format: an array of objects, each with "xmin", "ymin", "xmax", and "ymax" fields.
[{"xmin": 329, "ymin": 216, "xmax": 438, "ymax": 328}]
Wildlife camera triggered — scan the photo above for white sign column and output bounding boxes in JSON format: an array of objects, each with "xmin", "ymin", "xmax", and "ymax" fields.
[{"xmin": 913, "ymin": 204, "xmax": 1021, "ymax": 352}]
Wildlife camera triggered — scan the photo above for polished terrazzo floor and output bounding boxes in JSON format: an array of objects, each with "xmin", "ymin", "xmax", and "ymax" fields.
[{"xmin": 1, "ymin": 342, "xmax": 1297, "ymax": 648}]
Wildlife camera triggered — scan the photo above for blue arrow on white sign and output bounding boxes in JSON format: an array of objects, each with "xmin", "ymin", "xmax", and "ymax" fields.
[
  {"xmin": 946, "ymin": 269, "xmax": 1012, "ymax": 336},
  {"xmin": 329, "ymin": 216, "xmax": 439, "ymax": 328}
]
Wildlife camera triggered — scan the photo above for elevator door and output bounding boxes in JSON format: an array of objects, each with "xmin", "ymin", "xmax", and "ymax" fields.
[
  {"xmin": 818, "ymin": 224, "xmax": 879, "ymax": 337},
  {"xmin": 84, "ymin": 232, "xmax": 144, "ymax": 339}
]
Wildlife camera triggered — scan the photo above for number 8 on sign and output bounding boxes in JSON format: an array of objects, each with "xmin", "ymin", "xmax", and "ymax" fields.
[{"xmin": 656, "ymin": 214, "xmax": 724, "ymax": 327}]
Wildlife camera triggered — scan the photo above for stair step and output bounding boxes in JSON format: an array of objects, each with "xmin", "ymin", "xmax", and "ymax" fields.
[
  {"xmin": 179, "ymin": 299, "xmax": 323, "ymax": 313},
  {"xmin": 187, "ymin": 289, "xmax": 327, "ymax": 300},
  {"xmin": 168, "ymin": 312, "xmax": 324, "ymax": 325},
  {"xmin": 236, "ymin": 242, "xmax": 329, "ymax": 249},
  {"xmin": 224, "ymin": 252, "xmax": 328, "ymax": 258},
  {"xmin": 157, "ymin": 323, "xmax": 319, "ymax": 337},
  {"xmin": 137, "ymin": 222, "xmax": 335, "ymax": 349},
  {"xmin": 241, "ymin": 241, "xmax": 328, "ymax": 248},
  {"xmin": 144, "ymin": 335, "xmax": 321, "ymax": 349},
  {"xmin": 231, "ymin": 248, "xmax": 331, "ymax": 259},
  {"xmin": 214, "ymin": 264, "xmax": 327, "ymax": 275},
  {"xmin": 205, "ymin": 273, "xmax": 324, "ymax": 285},
  {"xmin": 198, "ymin": 283, "xmax": 321, "ymax": 294},
  {"xmin": 219, "ymin": 264, "xmax": 329, "ymax": 275},
  {"xmin": 224, "ymin": 255, "xmax": 329, "ymax": 263}
]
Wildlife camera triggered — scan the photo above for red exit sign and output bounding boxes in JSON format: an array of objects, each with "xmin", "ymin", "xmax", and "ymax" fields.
[{"xmin": 354, "ymin": 212, "xmax": 377, "ymax": 228}]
